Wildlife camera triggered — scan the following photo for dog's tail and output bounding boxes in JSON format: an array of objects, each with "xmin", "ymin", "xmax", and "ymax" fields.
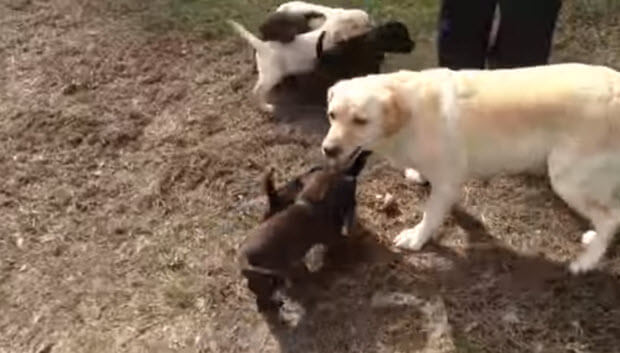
[{"xmin": 228, "ymin": 20, "xmax": 265, "ymax": 50}]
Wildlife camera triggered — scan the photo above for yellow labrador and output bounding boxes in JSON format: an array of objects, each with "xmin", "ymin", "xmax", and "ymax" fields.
[{"xmin": 321, "ymin": 63, "xmax": 620, "ymax": 273}]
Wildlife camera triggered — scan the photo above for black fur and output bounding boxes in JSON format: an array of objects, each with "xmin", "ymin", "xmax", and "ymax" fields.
[
  {"xmin": 271, "ymin": 21, "xmax": 415, "ymax": 108},
  {"xmin": 316, "ymin": 21, "xmax": 415, "ymax": 78}
]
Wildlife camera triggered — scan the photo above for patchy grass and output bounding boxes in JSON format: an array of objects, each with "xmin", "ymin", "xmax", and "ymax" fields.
[
  {"xmin": 138, "ymin": 0, "xmax": 281, "ymax": 38},
  {"xmin": 131, "ymin": 0, "xmax": 620, "ymax": 69},
  {"xmin": 453, "ymin": 335, "xmax": 485, "ymax": 353},
  {"xmin": 1, "ymin": 1, "xmax": 619, "ymax": 353},
  {"xmin": 135, "ymin": 0, "xmax": 439, "ymax": 38},
  {"xmin": 553, "ymin": 0, "xmax": 620, "ymax": 67}
]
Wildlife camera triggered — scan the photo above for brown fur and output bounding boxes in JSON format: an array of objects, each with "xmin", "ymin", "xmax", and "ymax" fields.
[{"xmin": 239, "ymin": 152, "xmax": 370, "ymax": 311}]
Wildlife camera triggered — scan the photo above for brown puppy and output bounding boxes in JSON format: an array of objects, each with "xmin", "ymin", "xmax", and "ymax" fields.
[
  {"xmin": 261, "ymin": 165, "xmax": 324, "ymax": 219},
  {"xmin": 240, "ymin": 151, "xmax": 370, "ymax": 311},
  {"xmin": 259, "ymin": 11, "xmax": 325, "ymax": 43}
]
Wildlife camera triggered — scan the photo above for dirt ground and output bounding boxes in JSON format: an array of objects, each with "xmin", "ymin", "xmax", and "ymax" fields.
[{"xmin": 1, "ymin": 1, "xmax": 620, "ymax": 353}]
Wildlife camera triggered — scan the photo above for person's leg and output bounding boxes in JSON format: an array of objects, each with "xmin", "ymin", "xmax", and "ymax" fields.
[
  {"xmin": 437, "ymin": 0, "xmax": 498, "ymax": 69},
  {"xmin": 490, "ymin": 0, "xmax": 562, "ymax": 68}
]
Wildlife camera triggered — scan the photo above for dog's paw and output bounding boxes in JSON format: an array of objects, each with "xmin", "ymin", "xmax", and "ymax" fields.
[
  {"xmin": 581, "ymin": 230, "xmax": 597, "ymax": 245},
  {"xmin": 260, "ymin": 103, "xmax": 275, "ymax": 114},
  {"xmin": 568, "ymin": 253, "xmax": 598, "ymax": 274},
  {"xmin": 394, "ymin": 225, "xmax": 428, "ymax": 251},
  {"xmin": 404, "ymin": 168, "xmax": 427, "ymax": 185}
]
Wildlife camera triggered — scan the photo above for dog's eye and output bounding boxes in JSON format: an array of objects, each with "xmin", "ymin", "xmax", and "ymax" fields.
[
  {"xmin": 328, "ymin": 112, "xmax": 336, "ymax": 121},
  {"xmin": 352, "ymin": 116, "xmax": 368, "ymax": 125}
]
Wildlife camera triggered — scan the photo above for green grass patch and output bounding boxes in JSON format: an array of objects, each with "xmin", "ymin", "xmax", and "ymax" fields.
[
  {"xmin": 453, "ymin": 334, "xmax": 487, "ymax": 353},
  {"xmin": 129, "ymin": 0, "xmax": 619, "ymax": 69},
  {"xmin": 135, "ymin": 0, "xmax": 439, "ymax": 40}
]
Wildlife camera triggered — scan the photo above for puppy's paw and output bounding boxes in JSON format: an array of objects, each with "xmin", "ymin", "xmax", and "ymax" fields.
[
  {"xmin": 260, "ymin": 103, "xmax": 275, "ymax": 114},
  {"xmin": 404, "ymin": 168, "xmax": 427, "ymax": 185},
  {"xmin": 581, "ymin": 230, "xmax": 597, "ymax": 245},
  {"xmin": 568, "ymin": 253, "xmax": 598, "ymax": 274},
  {"xmin": 394, "ymin": 224, "xmax": 428, "ymax": 251}
]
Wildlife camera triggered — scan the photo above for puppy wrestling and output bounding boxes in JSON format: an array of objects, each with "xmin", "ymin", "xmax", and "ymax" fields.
[
  {"xmin": 321, "ymin": 63, "xmax": 620, "ymax": 273},
  {"xmin": 261, "ymin": 0, "xmax": 368, "ymax": 42},
  {"xmin": 276, "ymin": 1, "xmax": 362, "ymax": 22},
  {"xmin": 316, "ymin": 20, "xmax": 415, "ymax": 78},
  {"xmin": 239, "ymin": 151, "xmax": 370, "ymax": 310},
  {"xmin": 259, "ymin": 11, "xmax": 325, "ymax": 43},
  {"xmin": 228, "ymin": 7, "xmax": 370, "ymax": 113}
]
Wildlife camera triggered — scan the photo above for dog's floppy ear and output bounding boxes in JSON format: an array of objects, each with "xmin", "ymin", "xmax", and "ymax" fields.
[
  {"xmin": 381, "ymin": 86, "xmax": 410, "ymax": 136},
  {"xmin": 304, "ymin": 11, "xmax": 324, "ymax": 20},
  {"xmin": 327, "ymin": 85, "xmax": 335, "ymax": 104}
]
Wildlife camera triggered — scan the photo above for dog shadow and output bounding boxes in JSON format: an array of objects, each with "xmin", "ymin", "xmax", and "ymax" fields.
[
  {"xmin": 261, "ymin": 207, "xmax": 620, "ymax": 353},
  {"xmin": 269, "ymin": 72, "xmax": 332, "ymax": 135}
]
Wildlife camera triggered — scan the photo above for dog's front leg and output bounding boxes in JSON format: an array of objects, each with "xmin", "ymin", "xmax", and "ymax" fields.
[
  {"xmin": 252, "ymin": 69, "xmax": 279, "ymax": 113},
  {"xmin": 394, "ymin": 182, "xmax": 459, "ymax": 250},
  {"xmin": 253, "ymin": 81, "xmax": 275, "ymax": 113}
]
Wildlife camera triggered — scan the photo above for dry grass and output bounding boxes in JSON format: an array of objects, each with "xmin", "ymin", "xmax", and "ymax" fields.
[{"xmin": 0, "ymin": 1, "xmax": 619, "ymax": 352}]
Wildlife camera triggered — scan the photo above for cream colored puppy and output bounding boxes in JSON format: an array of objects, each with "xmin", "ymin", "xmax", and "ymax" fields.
[
  {"xmin": 277, "ymin": 1, "xmax": 355, "ymax": 19},
  {"xmin": 321, "ymin": 63, "xmax": 620, "ymax": 273},
  {"xmin": 229, "ymin": 9, "xmax": 370, "ymax": 113}
]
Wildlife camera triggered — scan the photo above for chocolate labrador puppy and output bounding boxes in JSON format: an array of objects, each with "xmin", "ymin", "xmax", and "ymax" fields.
[{"xmin": 240, "ymin": 151, "xmax": 371, "ymax": 311}]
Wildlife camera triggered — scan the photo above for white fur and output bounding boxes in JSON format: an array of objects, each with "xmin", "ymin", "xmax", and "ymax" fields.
[
  {"xmin": 276, "ymin": 2, "xmax": 373, "ymax": 31},
  {"xmin": 277, "ymin": 1, "xmax": 354, "ymax": 21},
  {"xmin": 581, "ymin": 230, "xmax": 597, "ymax": 245},
  {"xmin": 322, "ymin": 63, "xmax": 620, "ymax": 273},
  {"xmin": 277, "ymin": 1, "xmax": 338, "ymax": 14},
  {"xmin": 404, "ymin": 168, "xmax": 426, "ymax": 184},
  {"xmin": 228, "ymin": 8, "xmax": 370, "ymax": 113}
]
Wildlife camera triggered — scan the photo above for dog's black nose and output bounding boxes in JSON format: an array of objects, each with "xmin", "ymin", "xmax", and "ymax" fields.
[{"xmin": 322, "ymin": 145, "xmax": 342, "ymax": 158}]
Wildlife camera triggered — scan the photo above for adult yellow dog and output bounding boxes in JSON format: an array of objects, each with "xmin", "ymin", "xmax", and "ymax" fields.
[{"xmin": 321, "ymin": 63, "xmax": 620, "ymax": 273}]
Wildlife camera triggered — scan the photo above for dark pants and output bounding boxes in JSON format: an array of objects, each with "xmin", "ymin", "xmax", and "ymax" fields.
[{"xmin": 438, "ymin": 0, "xmax": 562, "ymax": 69}]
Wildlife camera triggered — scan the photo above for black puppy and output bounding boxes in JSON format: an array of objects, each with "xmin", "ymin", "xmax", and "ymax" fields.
[
  {"xmin": 259, "ymin": 11, "xmax": 325, "ymax": 43},
  {"xmin": 316, "ymin": 21, "xmax": 415, "ymax": 78},
  {"xmin": 270, "ymin": 21, "xmax": 415, "ymax": 108},
  {"xmin": 239, "ymin": 151, "xmax": 371, "ymax": 311}
]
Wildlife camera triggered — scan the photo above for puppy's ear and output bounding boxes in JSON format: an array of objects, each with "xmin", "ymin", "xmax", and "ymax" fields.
[
  {"xmin": 304, "ymin": 11, "xmax": 325, "ymax": 22},
  {"xmin": 282, "ymin": 28, "xmax": 297, "ymax": 43}
]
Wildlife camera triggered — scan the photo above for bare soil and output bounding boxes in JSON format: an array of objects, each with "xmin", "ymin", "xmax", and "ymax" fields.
[{"xmin": 1, "ymin": 1, "xmax": 620, "ymax": 353}]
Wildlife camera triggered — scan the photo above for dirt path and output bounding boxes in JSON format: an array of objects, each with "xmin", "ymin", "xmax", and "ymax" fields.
[{"xmin": 1, "ymin": 2, "xmax": 620, "ymax": 353}]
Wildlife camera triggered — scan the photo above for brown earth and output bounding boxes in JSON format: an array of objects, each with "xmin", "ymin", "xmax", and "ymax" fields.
[{"xmin": 1, "ymin": 1, "xmax": 620, "ymax": 353}]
